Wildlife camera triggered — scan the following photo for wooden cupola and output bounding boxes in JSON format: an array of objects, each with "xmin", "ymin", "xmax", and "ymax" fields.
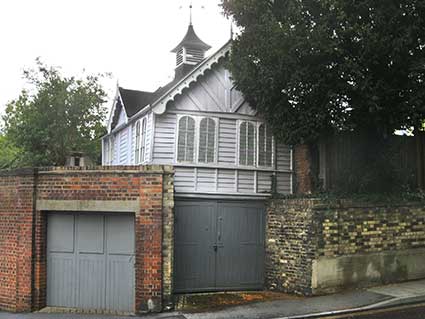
[{"xmin": 172, "ymin": 23, "xmax": 211, "ymax": 80}]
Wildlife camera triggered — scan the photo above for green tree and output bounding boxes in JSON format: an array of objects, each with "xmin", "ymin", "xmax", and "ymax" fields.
[
  {"xmin": 0, "ymin": 133, "xmax": 20, "ymax": 169},
  {"xmin": 3, "ymin": 59, "xmax": 108, "ymax": 167},
  {"xmin": 222, "ymin": 0, "xmax": 425, "ymax": 144}
]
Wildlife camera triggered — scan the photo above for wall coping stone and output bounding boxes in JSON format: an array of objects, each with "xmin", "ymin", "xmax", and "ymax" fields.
[
  {"xmin": 269, "ymin": 197, "xmax": 425, "ymax": 210},
  {"xmin": 0, "ymin": 165, "xmax": 174, "ymax": 176},
  {"xmin": 0, "ymin": 167, "xmax": 37, "ymax": 177}
]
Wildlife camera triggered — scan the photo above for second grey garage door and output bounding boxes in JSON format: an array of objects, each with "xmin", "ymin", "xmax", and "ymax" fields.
[
  {"xmin": 174, "ymin": 200, "xmax": 265, "ymax": 292},
  {"xmin": 47, "ymin": 212, "xmax": 135, "ymax": 312}
]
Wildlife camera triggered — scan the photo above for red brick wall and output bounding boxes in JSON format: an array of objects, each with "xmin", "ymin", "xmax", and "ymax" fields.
[
  {"xmin": 0, "ymin": 169, "xmax": 35, "ymax": 312},
  {"xmin": 294, "ymin": 144, "xmax": 314, "ymax": 194},
  {"xmin": 0, "ymin": 166, "xmax": 173, "ymax": 313}
]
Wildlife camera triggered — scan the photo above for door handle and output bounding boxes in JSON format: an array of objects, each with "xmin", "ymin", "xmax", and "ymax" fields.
[{"xmin": 213, "ymin": 244, "xmax": 224, "ymax": 252}]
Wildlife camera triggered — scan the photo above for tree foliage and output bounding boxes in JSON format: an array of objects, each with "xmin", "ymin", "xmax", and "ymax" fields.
[
  {"xmin": 3, "ymin": 59, "xmax": 108, "ymax": 167},
  {"xmin": 0, "ymin": 134, "xmax": 20, "ymax": 169},
  {"xmin": 222, "ymin": 0, "xmax": 425, "ymax": 144}
]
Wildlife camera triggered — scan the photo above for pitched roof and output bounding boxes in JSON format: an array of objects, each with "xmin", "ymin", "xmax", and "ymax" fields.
[
  {"xmin": 118, "ymin": 87, "xmax": 154, "ymax": 117},
  {"xmin": 171, "ymin": 24, "xmax": 212, "ymax": 53}
]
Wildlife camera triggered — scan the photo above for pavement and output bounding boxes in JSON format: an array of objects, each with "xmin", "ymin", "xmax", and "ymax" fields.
[{"xmin": 1, "ymin": 279, "xmax": 425, "ymax": 319}]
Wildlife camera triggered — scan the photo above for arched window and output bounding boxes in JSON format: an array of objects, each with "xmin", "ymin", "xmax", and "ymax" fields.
[
  {"xmin": 239, "ymin": 121, "xmax": 255, "ymax": 166},
  {"xmin": 103, "ymin": 139, "xmax": 109, "ymax": 164},
  {"xmin": 134, "ymin": 121, "xmax": 140, "ymax": 164},
  {"xmin": 177, "ymin": 116, "xmax": 195, "ymax": 162},
  {"xmin": 140, "ymin": 118, "xmax": 147, "ymax": 163},
  {"xmin": 258, "ymin": 124, "xmax": 273, "ymax": 167},
  {"xmin": 198, "ymin": 118, "xmax": 216, "ymax": 163}
]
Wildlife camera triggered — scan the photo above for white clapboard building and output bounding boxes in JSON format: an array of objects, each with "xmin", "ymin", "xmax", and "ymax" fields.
[{"xmin": 102, "ymin": 23, "xmax": 293, "ymax": 293}]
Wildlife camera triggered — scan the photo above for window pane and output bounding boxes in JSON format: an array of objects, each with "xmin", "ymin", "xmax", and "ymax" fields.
[
  {"xmin": 186, "ymin": 117, "xmax": 195, "ymax": 162},
  {"xmin": 178, "ymin": 116, "xmax": 195, "ymax": 162},
  {"xmin": 247, "ymin": 122, "xmax": 255, "ymax": 165},
  {"xmin": 177, "ymin": 117, "xmax": 187, "ymax": 162},
  {"xmin": 207, "ymin": 119, "xmax": 215, "ymax": 163},
  {"xmin": 135, "ymin": 122, "xmax": 140, "ymax": 164},
  {"xmin": 258, "ymin": 124, "xmax": 266, "ymax": 166},
  {"xmin": 239, "ymin": 122, "xmax": 247, "ymax": 165},
  {"xmin": 258, "ymin": 124, "xmax": 272, "ymax": 166},
  {"xmin": 140, "ymin": 118, "xmax": 147, "ymax": 163},
  {"xmin": 199, "ymin": 118, "xmax": 216, "ymax": 163},
  {"xmin": 198, "ymin": 118, "xmax": 207, "ymax": 163}
]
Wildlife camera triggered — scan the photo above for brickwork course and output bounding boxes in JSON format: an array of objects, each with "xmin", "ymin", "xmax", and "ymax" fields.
[
  {"xmin": 293, "ymin": 144, "xmax": 314, "ymax": 195},
  {"xmin": 266, "ymin": 198, "xmax": 425, "ymax": 296},
  {"xmin": 0, "ymin": 166, "xmax": 174, "ymax": 313}
]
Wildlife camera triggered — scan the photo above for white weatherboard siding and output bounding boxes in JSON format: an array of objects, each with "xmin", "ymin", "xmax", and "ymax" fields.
[
  {"xmin": 102, "ymin": 57, "xmax": 293, "ymax": 196},
  {"xmin": 257, "ymin": 171, "xmax": 273, "ymax": 193},
  {"xmin": 152, "ymin": 113, "xmax": 177, "ymax": 164},
  {"xmin": 174, "ymin": 167, "xmax": 195, "ymax": 192},
  {"xmin": 169, "ymin": 64, "xmax": 254, "ymax": 115},
  {"xmin": 113, "ymin": 134, "xmax": 119, "ymax": 164},
  {"xmin": 218, "ymin": 118, "xmax": 237, "ymax": 164},
  {"xmin": 276, "ymin": 144, "xmax": 292, "ymax": 171},
  {"xmin": 116, "ymin": 108, "xmax": 127, "ymax": 127},
  {"xmin": 118, "ymin": 127, "xmax": 129, "ymax": 164}
]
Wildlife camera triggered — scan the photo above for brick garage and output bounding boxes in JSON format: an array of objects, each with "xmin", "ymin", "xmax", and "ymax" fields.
[
  {"xmin": 0, "ymin": 166, "xmax": 174, "ymax": 313},
  {"xmin": 266, "ymin": 198, "xmax": 425, "ymax": 295}
]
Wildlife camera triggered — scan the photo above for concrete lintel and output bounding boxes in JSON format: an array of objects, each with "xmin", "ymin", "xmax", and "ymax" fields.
[{"xmin": 36, "ymin": 199, "xmax": 140, "ymax": 213}]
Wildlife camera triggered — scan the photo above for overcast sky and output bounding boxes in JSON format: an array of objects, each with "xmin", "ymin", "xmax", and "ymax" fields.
[{"xmin": 0, "ymin": 0, "xmax": 231, "ymax": 118}]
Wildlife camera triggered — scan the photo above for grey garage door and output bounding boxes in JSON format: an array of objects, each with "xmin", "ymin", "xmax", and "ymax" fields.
[
  {"xmin": 47, "ymin": 212, "xmax": 135, "ymax": 312},
  {"xmin": 174, "ymin": 200, "xmax": 265, "ymax": 293}
]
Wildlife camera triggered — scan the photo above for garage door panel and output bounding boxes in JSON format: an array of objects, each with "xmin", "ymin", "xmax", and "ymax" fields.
[
  {"xmin": 77, "ymin": 214, "xmax": 104, "ymax": 254},
  {"xmin": 216, "ymin": 204, "xmax": 244, "ymax": 288},
  {"xmin": 106, "ymin": 215, "xmax": 135, "ymax": 255},
  {"xmin": 174, "ymin": 202, "xmax": 216, "ymax": 292},
  {"xmin": 47, "ymin": 214, "xmax": 74, "ymax": 253},
  {"xmin": 106, "ymin": 257, "xmax": 135, "ymax": 311},
  {"xmin": 78, "ymin": 257, "xmax": 106, "ymax": 310},
  {"xmin": 47, "ymin": 255, "xmax": 77, "ymax": 307},
  {"xmin": 105, "ymin": 214, "xmax": 135, "ymax": 311}
]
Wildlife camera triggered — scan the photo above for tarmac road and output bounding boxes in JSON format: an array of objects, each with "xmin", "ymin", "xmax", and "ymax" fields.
[{"xmin": 324, "ymin": 303, "xmax": 425, "ymax": 319}]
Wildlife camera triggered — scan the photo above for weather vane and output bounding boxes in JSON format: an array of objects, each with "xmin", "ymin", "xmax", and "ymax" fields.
[{"xmin": 179, "ymin": 1, "xmax": 205, "ymax": 25}]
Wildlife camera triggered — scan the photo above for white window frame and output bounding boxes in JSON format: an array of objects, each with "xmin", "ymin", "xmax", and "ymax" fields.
[
  {"xmin": 132, "ymin": 116, "xmax": 148, "ymax": 165},
  {"xmin": 237, "ymin": 120, "xmax": 257, "ymax": 167},
  {"xmin": 197, "ymin": 116, "xmax": 219, "ymax": 164},
  {"xmin": 175, "ymin": 114, "xmax": 197, "ymax": 163},
  {"xmin": 257, "ymin": 122, "xmax": 274, "ymax": 168},
  {"xmin": 140, "ymin": 117, "xmax": 147, "ymax": 163},
  {"xmin": 134, "ymin": 121, "xmax": 141, "ymax": 164}
]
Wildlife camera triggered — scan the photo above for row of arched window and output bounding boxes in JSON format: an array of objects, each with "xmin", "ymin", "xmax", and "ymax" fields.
[{"xmin": 177, "ymin": 115, "xmax": 273, "ymax": 167}]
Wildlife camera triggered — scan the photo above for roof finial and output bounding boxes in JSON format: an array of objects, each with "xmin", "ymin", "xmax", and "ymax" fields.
[{"xmin": 189, "ymin": 2, "xmax": 193, "ymax": 25}]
